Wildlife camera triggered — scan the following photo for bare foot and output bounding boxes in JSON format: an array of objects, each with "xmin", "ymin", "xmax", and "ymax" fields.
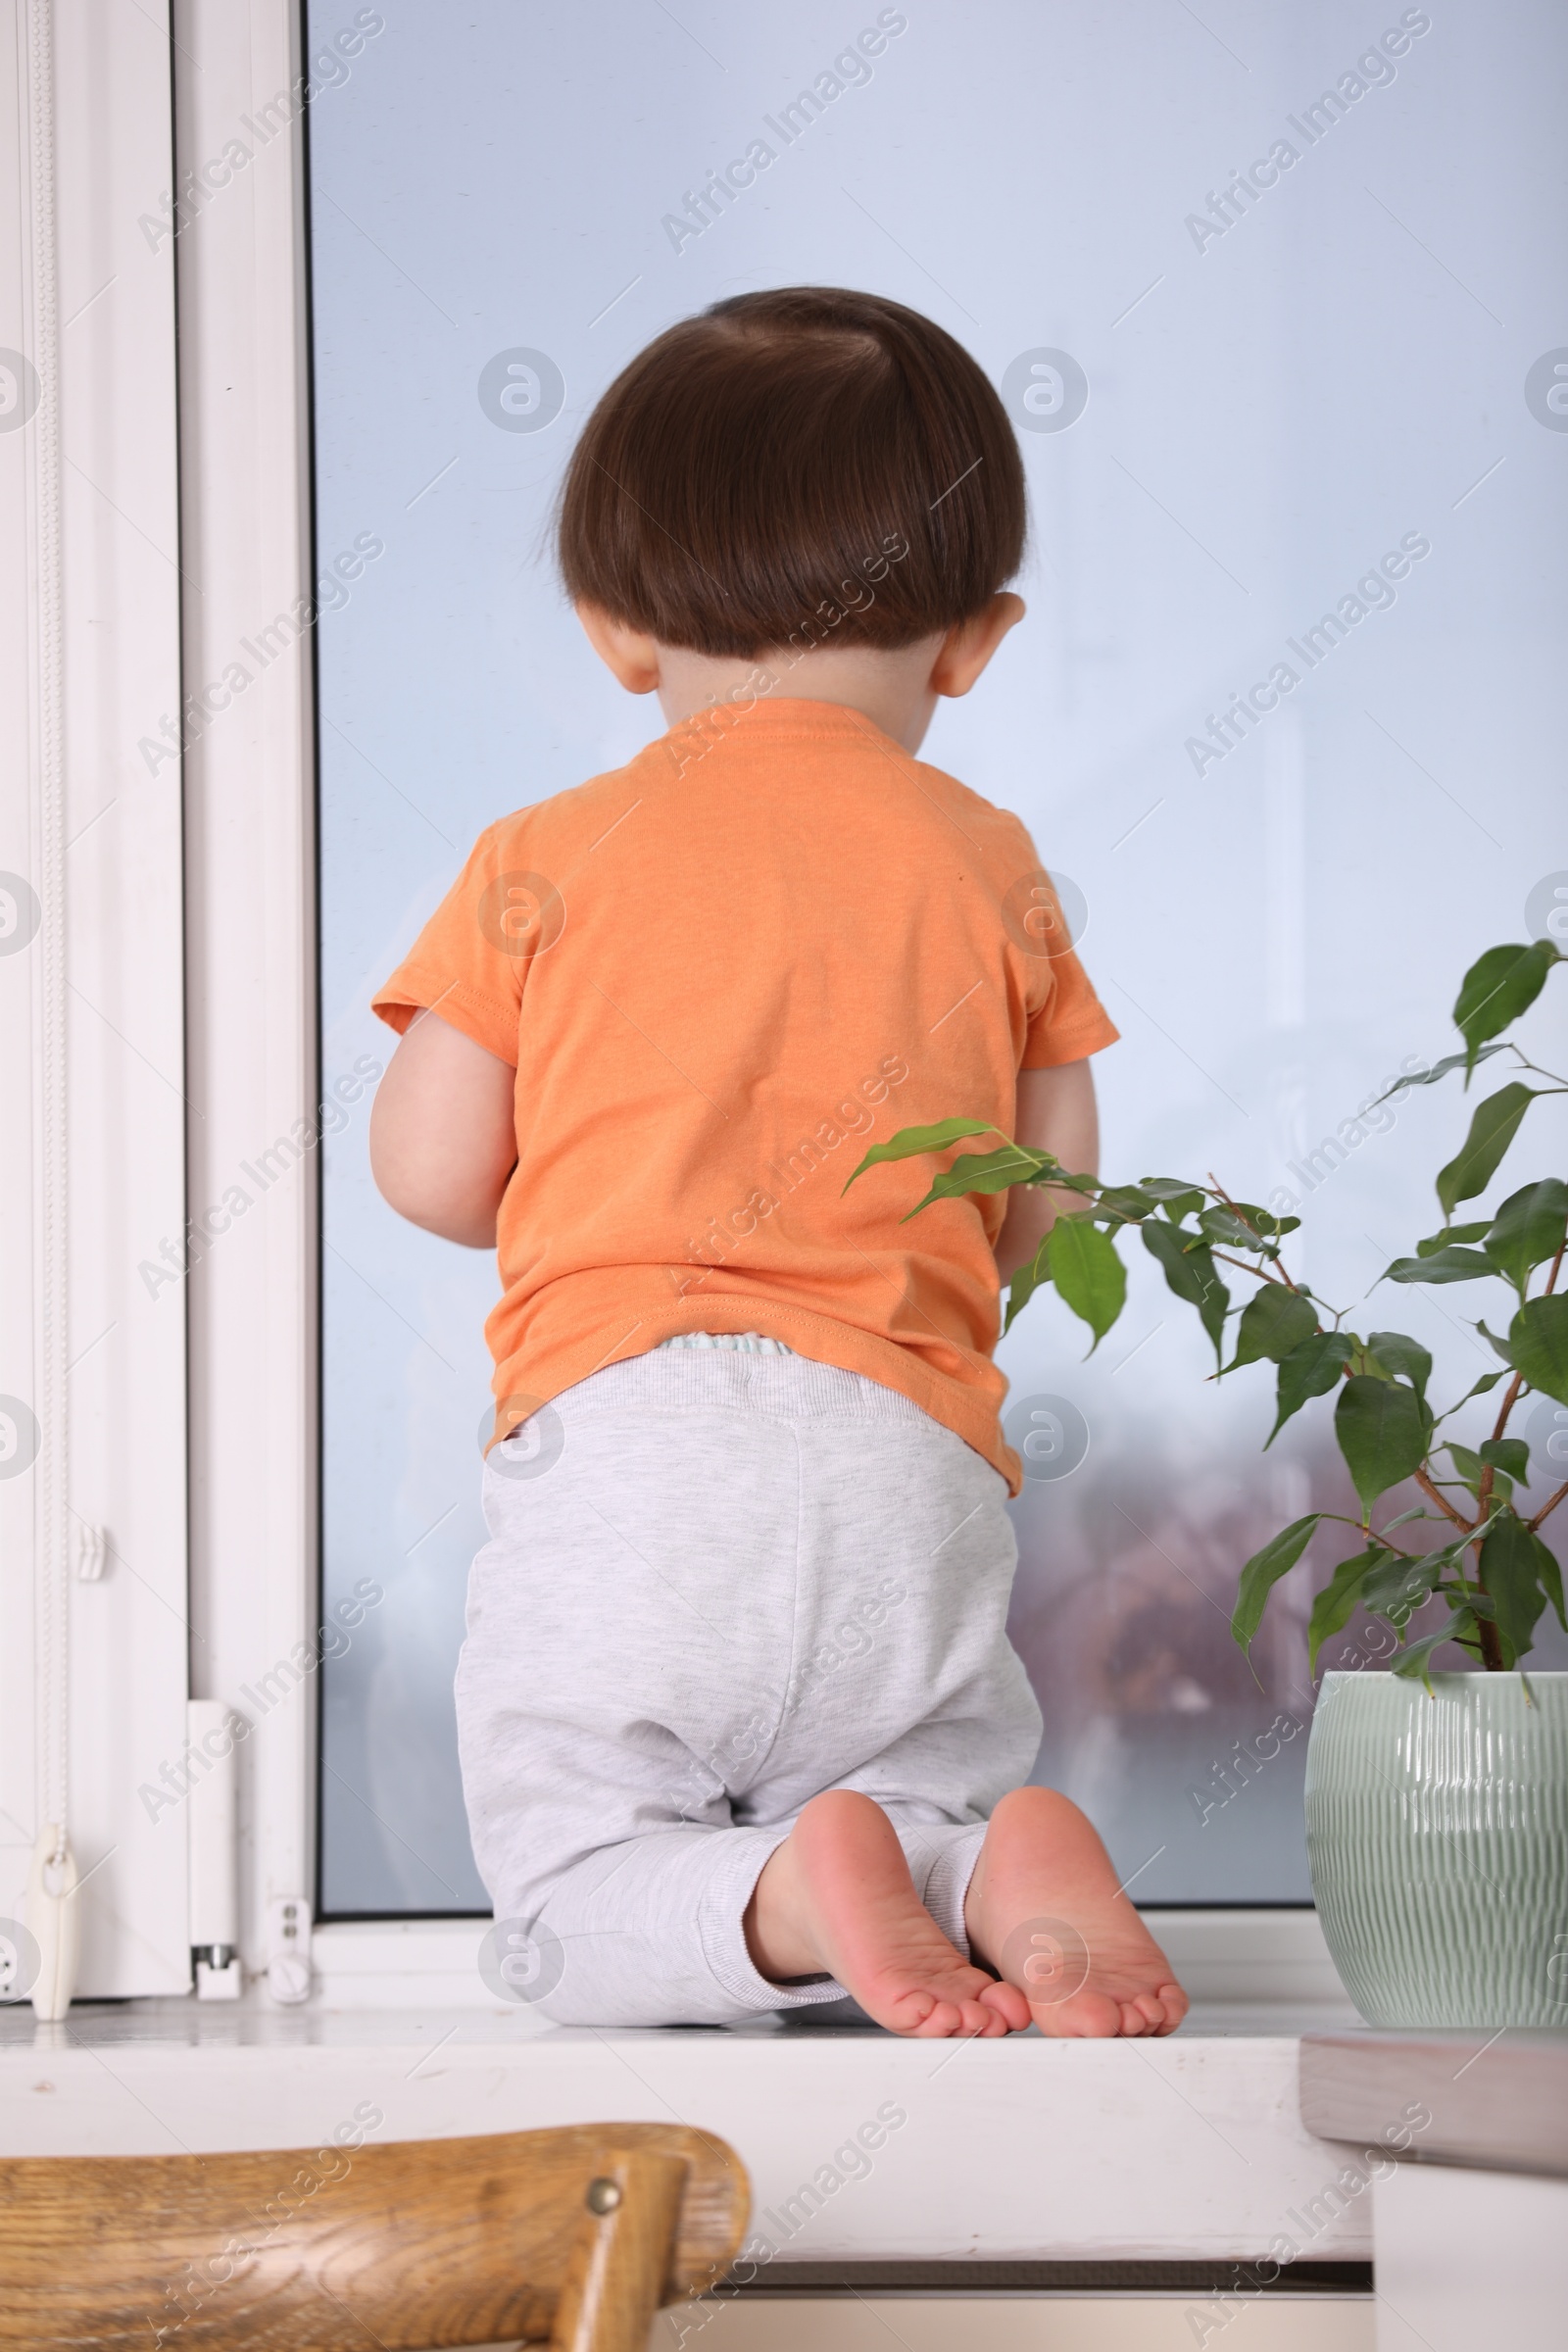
[
  {"xmin": 745, "ymin": 1790, "xmax": 1032, "ymax": 2038},
  {"xmin": 964, "ymin": 1788, "xmax": 1189, "ymax": 2038}
]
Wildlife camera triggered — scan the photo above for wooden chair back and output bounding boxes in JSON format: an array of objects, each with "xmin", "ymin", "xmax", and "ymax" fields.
[{"xmin": 0, "ymin": 2121, "xmax": 749, "ymax": 2350}]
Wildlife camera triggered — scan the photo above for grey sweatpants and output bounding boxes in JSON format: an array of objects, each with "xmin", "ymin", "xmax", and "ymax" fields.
[{"xmin": 455, "ymin": 1348, "xmax": 1042, "ymax": 2027}]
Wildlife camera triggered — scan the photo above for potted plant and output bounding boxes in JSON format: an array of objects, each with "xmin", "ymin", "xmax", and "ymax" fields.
[{"xmin": 849, "ymin": 941, "xmax": 1568, "ymax": 2027}]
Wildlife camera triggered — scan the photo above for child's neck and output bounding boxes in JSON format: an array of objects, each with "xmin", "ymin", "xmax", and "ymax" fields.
[{"xmin": 653, "ymin": 636, "xmax": 944, "ymax": 756}]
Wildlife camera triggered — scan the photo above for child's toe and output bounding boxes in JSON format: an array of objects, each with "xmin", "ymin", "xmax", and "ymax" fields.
[
  {"xmin": 979, "ymin": 1978, "xmax": 1031, "ymax": 2033},
  {"xmin": 914, "ymin": 1996, "xmax": 966, "ymax": 2037},
  {"xmin": 1039, "ymin": 1987, "xmax": 1121, "ymax": 2037},
  {"xmin": 1155, "ymin": 1983, "xmax": 1189, "ymax": 2033}
]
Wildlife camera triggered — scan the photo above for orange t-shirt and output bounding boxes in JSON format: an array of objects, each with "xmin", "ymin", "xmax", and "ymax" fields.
[{"xmin": 372, "ymin": 698, "xmax": 1117, "ymax": 1492}]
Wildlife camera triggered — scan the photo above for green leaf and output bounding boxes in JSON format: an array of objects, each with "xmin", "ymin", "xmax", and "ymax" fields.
[
  {"xmin": 1227, "ymin": 1286, "xmax": 1319, "ymax": 1372},
  {"xmin": 1480, "ymin": 1437, "xmax": 1530, "ymax": 1484},
  {"xmin": 1437, "ymin": 1369, "xmax": 1509, "ymax": 1419},
  {"xmin": 1477, "ymin": 1320, "xmax": 1515, "ymax": 1367},
  {"xmin": 1268, "ymin": 1331, "xmax": 1354, "ymax": 1446},
  {"xmin": 1004, "ymin": 1234, "xmax": 1052, "ymax": 1335},
  {"xmin": 1446, "ymin": 1442, "xmax": 1512, "ymax": 1503},
  {"xmin": 1335, "ymin": 1375, "xmax": 1430, "ymax": 1516},
  {"xmin": 1484, "ymin": 1180, "xmax": 1568, "ymax": 1294},
  {"xmin": 1309, "ymin": 1545, "xmax": 1392, "ymax": 1674},
  {"xmin": 1416, "ymin": 1221, "xmax": 1493, "ymax": 1255},
  {"xmin": 1136, "ymin": 1180, "xmax": 1206, "ymax": 1225},
  {"xmin": 1446, "ymin": 1441, "xmax": 1485, "ymax": 1488},
  {"xmin": 906, "ymin": 1145, "xmax": 1050, "ymax": 1214},
  {"xmin": 1436, "ymin": 1083, "xmax": 1538, "ymax": 1218},
  {"xmin": 1383, "ymin": 1248, "xmax": 1498, "ymax": 1286},
  {"xmin": 1359, "ymin": 1548, "xmax": 1443, "ymax": 1627},
  {"xmin": 1391, "ymin": 1609, "xmax": 1479, "ymax": 1686},
  {"xmin": 1453, "ymin": 940, "xmax": 1558, "ymax": 1076},
  {"xmin": 1477, "ymin": 1512, "xmax": 1550, "ymax": 1663},
  {"xmin": 1022, "ymin": 1161, "xmax": 1101, "ymax": 1198},
  {"xmin": 1142, "ymin": 1218, "xmax": 1229, "ymax": 1362},
  {"xmin": 1096, "ymin": 1184, "xmax": 1158, "ymax": 1223},
  {"xmin": 1509, "ymin": 1296, "xmax": 1568, "ymax": 1407},
  {"xmin": 1376, "ymin": 1044, "xmax": 1506, "ymax": 1100},
  {"xmin": 1230, "ymin": 1201, "xmax": 1300, "ymax": 1241},
  {"xmin": 1541, "ymin": 1546, "xmax": 1568, "ymax": 1637},
  {"xmin": 1139, "ymin": 1179, "xmax": 1205, "ymax": 1214},
  {"xmin": 1230, "ymin": 1513, "xmax": 1321, "ymax": 1651},
  {"xmin": 1199, "ymin": 1204, "xmax": 1280, "ymax": 1255},
  {"xmin": 1423, "ymin": 1517, "xmax": 1499, "ymax": 1574},
  {"xmin": 1047, "ymin": 1214, "xmax": 1128, "ymax": 1352},
  {"xmin": 1366, "ymin": 1332, "xmax": 1433, "ymax": 1399},
  {"xmin": 843, "ymin": 1117, "xmax": 1000, "ymax": 1194}
]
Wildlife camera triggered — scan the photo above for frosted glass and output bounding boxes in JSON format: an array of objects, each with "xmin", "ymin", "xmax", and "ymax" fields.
[{"xmin": 309, "ymin": 0, "xmax": 1568, "ymax": 1916}]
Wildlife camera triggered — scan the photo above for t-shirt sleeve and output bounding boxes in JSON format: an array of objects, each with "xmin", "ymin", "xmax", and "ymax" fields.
[
  {"xmin": 371, "ymin": 823, "xmax": 549, "ymax": 1067},
  {"xmin": 1008, "ymin": 841, "xmax": 1120, "ymax": 1069},
  {"xmin": 1023, "ymin": 943, "xmax": 1120, "ymax": 1067}
]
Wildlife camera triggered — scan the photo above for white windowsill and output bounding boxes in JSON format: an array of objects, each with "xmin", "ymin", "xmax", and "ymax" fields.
[
  {"xmin": 1, "ymin": 1980, "xmax": 1366, "ymax": 2265},
  {"xmin": 300, "ymin": 1907, "xmax": 1346, "ymax": 2017}
]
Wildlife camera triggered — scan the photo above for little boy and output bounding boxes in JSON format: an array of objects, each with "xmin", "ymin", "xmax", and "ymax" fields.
[{"xmin": 369, "ymin": 286, "xmax": 1186, "ymax": 2038}]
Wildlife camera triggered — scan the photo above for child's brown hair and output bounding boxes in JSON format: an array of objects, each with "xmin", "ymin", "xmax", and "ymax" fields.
[{"xmin": 558, "ymin": 286, "xmax": 1026, "ymax": 658}]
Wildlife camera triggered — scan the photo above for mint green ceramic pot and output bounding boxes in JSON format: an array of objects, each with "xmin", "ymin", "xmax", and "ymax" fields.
[{"xmin": 1305, "ymin": 1671, "xmax": 1568, "ymax": 2027}]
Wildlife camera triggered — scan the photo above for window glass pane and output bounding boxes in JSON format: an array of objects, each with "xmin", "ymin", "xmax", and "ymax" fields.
[{"xmin": 310, "ymin": 0, "xmax": 1568, "ymax": 1916}]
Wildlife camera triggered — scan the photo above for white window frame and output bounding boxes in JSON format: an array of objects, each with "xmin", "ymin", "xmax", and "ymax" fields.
[
  {"xmin": 173, "ymin": 0, "xmax": 319, "ymax": 1985},
  {"xmin": 172, "ymin": 0, "xmax": 1333, "ymax": 2011},
  {"xmin": 1, "ymin": 0, "xmax": 191, "ymax": 1997}
]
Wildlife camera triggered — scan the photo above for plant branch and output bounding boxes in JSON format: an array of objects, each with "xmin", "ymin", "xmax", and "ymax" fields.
[
  {"xmin": 1416, "ymin": 1465, "xmax": 1475, "ymax": 1536},
  {"xmin": 1449, "ymin": 1489, "xmax": 1506, "ymax": 1669},
  {"xmin": 1489, "ymin": 1370, "xmax": 1526, "ymax": 1445},
  {"xmin": 1450, "ymin": 1450, "xmax": 1507, "ymax": 1670},
  {"xmin": 1508, "ymin": 1051, "xmax": 1568, "ymax": 1088},
  {"xmin": 1474, "ymin": 1376, "xmax": 1526, "ymax": 1524},
  {"xmin": 1208, "ymin": 1174, "xmax": 1304, "ymax": 1292},
  {"xmin": 1478, "ymin": 1056, "xmax": 1567, "ymax": 1613},
  {"xmin": 1476, "ymin": 1614, "xmax": 1506, "ymax": 1670},
  {"xmin": 1499, "ymin": 1239, "xmax": 1568, "ymax": 1542},
  {"xmin": 1529, "ymin": 1481, "xmax": 1568, "ymax": 1532},
  {"xmin": 1207, "ymin": 1249, "xmax": 1292, "ymax": 1290}
]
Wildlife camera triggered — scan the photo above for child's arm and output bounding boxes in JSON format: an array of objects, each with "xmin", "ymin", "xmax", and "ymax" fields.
[
  {"xmin": 369, "ymin": 1009, "xmax": 517, "ymax": 1248},
  {"xmin": 992, "ymin": 1059, "xmax": 1100, "ymax": 1282}
]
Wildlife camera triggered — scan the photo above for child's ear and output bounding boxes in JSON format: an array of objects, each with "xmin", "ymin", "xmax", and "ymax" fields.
[
  {"xmin": 575, "ymin": 602, "xmax": 662, "ymax": 695},
  {"xmin": 929, "ymin": 593, "xmax": 1025, "ymax": 699}
]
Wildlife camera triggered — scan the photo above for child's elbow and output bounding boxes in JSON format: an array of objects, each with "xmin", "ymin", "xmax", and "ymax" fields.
[{"xmin": 369, "ymin": 1108, "xmax": 504, "ymax": 1249}]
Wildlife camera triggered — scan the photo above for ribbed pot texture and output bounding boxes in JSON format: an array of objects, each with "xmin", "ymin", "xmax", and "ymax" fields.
[{"xmin": 1305, "ymin": 1671, "xmax": 1568, "ymax": 2027}]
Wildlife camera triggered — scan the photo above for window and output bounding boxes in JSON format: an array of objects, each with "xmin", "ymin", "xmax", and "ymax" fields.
[{"xmin": 285, "ymin": 1, "xmax": 1568, "ymax": 1938}]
